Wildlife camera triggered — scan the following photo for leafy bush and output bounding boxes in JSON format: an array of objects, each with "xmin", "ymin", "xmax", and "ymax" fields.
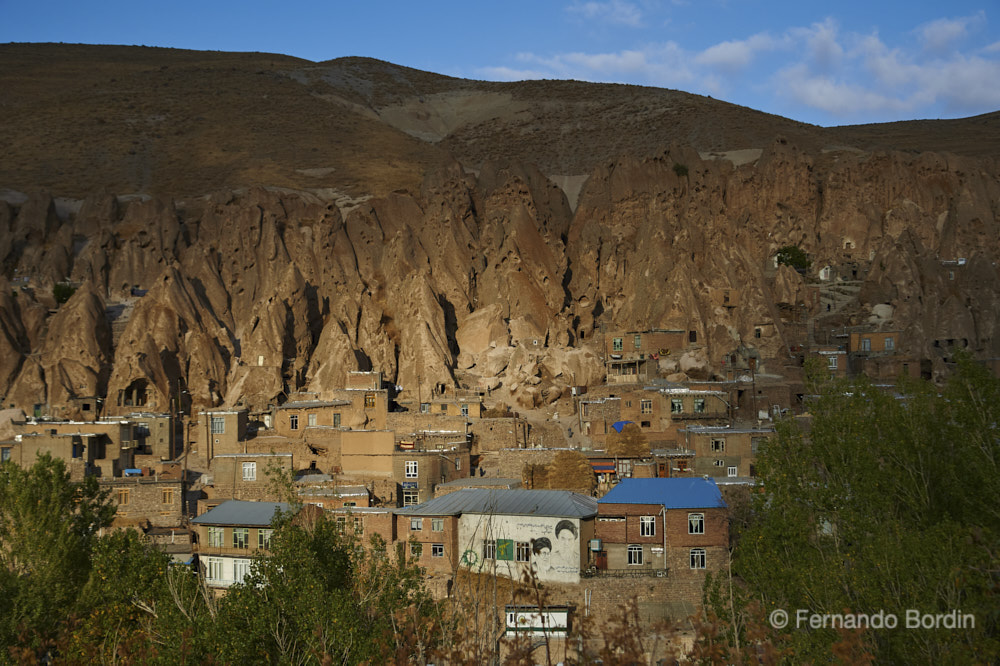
[
  {"xmin": 672, "ymin": 162, "xmax": 689, "ymax": 178},
  {"xmin": 775, "ymin": 245, "xmax": 811, "ymax": 272},
  {"xmin": 53, "ymin": 282, "xmax": 76, "ymax": 304}
]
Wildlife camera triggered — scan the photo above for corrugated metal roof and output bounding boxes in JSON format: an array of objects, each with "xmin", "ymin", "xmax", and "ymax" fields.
[
  {"xmin": 436, "ymin": 477, "xmax": 522, "ymax": 489},
  {"xmin": 191, "ymin": 500, "xmax": 290, "ymax": 526},
  {"xmin": 396, "ymin": 488, "xmax": 598, "ymax": 518},
  {"xmin": 598, "ymin": 478, "xmax": 727, "ymax": 509}
]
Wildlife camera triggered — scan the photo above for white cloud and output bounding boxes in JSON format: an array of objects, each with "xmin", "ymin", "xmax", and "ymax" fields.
[
  {"xmin": 790, "ymin": 18, "xmax": 844, "ymax": 73},
  {"xmin": 475, "ymin": 65, "xmax": 552, "ymax": 81},
  {"xmin": 917, "ymin": 13, "xmax": 984, "ymax": 53},
  {"xmin": 566, "ymin": 0, "xmax": 644, "ymax": 28},
  {"xmin": 984, "ymin": 41, "xmax": 1000, "ymax": 54},
  {"xmin": 776, "ymin": 63, "xmax": 911, "ymax": 117},
  {"xmin": 695, "ymin": 33, "xmax": 780, "ymax": 73}
]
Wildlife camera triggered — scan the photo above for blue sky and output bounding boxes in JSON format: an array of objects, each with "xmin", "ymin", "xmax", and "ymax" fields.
[{"xmin": 3, "ymin": 0, "xmax": 998, "ymax": 127}]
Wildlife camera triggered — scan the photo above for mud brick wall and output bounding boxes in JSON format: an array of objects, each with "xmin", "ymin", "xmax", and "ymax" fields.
[{"xmin": 478, "ymin": 448, "xmax": 561, "ymax": 479}]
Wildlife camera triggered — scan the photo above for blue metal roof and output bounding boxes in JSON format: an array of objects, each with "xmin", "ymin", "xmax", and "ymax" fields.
[
  {"xmin": 191, "ymin": 500, "xmax": 291, "ymax": 526},
  {"xmin": 598, "ymin": 478, "xmax": 727, "ymax": 509}
]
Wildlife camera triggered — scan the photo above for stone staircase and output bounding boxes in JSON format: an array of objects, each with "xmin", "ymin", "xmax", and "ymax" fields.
[{"xmin": 819, "ymin": 281, "xmax": 862, "ymax": 314}]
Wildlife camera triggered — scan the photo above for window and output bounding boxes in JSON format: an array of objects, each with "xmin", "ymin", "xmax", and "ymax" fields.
[
  {"xmin": 676, "ymin": 460, "xmax": 688, "ymax": 471},
  {"xmin": 628, "ymin": 544, "xmax": 643, "ymax": 565},
  {"xmin": 204, "ymin": 557, "xmax": 223, "ymax": 581},
  {"xmin": 516, "ymin": 541, "xmax": 530, "ymax": 562},
  {"xmin": 431, "ymin": 543, "xmax": 444, "ymax": 558},
  {"xmin": 208, "ymin": 526, "xmax": 224, "ymax": 547},
  {"xmin": 0, "ymin": 448, "xmax": 9, "ymax": 462},
  {"xmin": 289, "ymin": 414, "xmax": 299, "ymax": 430},
  {"xmin": 365, "ymin": 394, "xmax": 376, "ymax": 408},
  {"xmin": 117, "ymin": 488, "xmax": 130, "ymax": 505},
  {"xmin": 640, "ymin": 516, "xmax": 655, "ymax": 537},
  {"xmin": 483, "ymin": 539, "xmax": 497, "ymax": 560},
  {"xmin": 307, "ymin": 413, "xmax": 317, "ymax": 427},
  {"xmin": 688, "ymin": 513, "xmax": 705, "ymax": 534},
  {"xmin": 690, "ymin": 548, "xmax": 706, "ymax": 569},
  {"xmin": 440, "ymin": 404, "xmax": 448, "ymax": 413},
  {"xmin": 410, "ymin": 517, "xmax": 423, "ymax": 531},
  {"xmin": 754, "ymin": 327, "xmax": 762, "ymax": 339},
  {"xmin": 258, "ymin": 529, "xmax": 273, "ymax": 549},
  {"xmin": 402, "ymin": 489, "xmax": 418, "ymax": 506},
  {"xmin": 461, "ymin": 404, "xmax": 469, "ymax": 416},
  {"xmin": 431, "ymin": 518, "xmax": 444, "ymax": 532},
  {"xmin": 861, "ymin": 337, "xmax": 871, "ymax": 352},
  {"xmin": 242, "ymin": 462, "xmax": 256, "ymax": 481},
  {"xmin": 671, "ymin": 399, "xmax": 683, "ymax": 414},
  {"xmin": 335, "ymin": 515, "xmax": 347, "ymax": 531},
  {"xmin": 410, "ymin": 542, "xmax": 422, "ymax": 558},
  {"xmin": 694, "ymin": 398, "xmax": 706, "ymax": 413},
  {"xmin": 234, "ymin": 558, "xmax": 251, "ymax": 584},
  {"xmin": 455, "ymin": 457, "xmax": 461, "ymax": 471},
  {"xmin": 333, "ymin": 413, "xmax": 341, "ymax": 427},
  {"xmin": 161, "ymin": 488, "xmax": 174, "ymax": 505},
  {"xmin": 714, "ymin": 459, "xmax": 726, "ymax": 467},
  {"xmin": 420, "ymin": 403, "xmax": 430, "ymax": 413},
  {"xmin": 613, "ymin": 337, "xmax": 623, "ymax": 351},
  {"xmin": 640, "ymin": 399, "xmax": 652, "ymax": 414},
  {"xmin": 233, "ymin": 527, "xmax": 249, "ymax": 549},
  {"xmin": 641, "ymin": 420, "xmax": 651, "ymax": 428},
  {"xmin": 405, "ymin": 461, "xmax": 418, "ymax": 478},
  {"xmin": 210, "ymin": 416, "xmax": 225, "ymax": 434},
  {"xmin": 828, "ymin": 356, "xmax": 838, "ymax": 369},
  {"xmin": 728, "ymin": 466, "xmax": 738, "ymax": 477},
  {"xmin": 885, "ymin": 337, "xmax": 895, "ymax": 351},
  {"xmin": 634, "ymin": 334, "xmax": 641, "ymax": 349},
  {"xmin": 711, "ymin": 438, "xmax": 725, "ymax": 452},
  {"xmin": 581, "ymin": 403, "xmax": 590, "ymax": 417}
]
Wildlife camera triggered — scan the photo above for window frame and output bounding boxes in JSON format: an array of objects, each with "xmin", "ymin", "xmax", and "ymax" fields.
[
  {"xmin": 728, "ymin": 466, "xmax": 738, "ymax": 477},
  {"xmin": 289, "ymin": 414, "xmax": 299, "ymax": 430},
  {"xmin": 210, "ymin": 416, "xmax": 226, "ymax": 434},
  {"xmin": 627, "ymin": 544, "xmax": 644, "ymax": 565},
  {"xmin": 404, "ymin": 460, "xmax": 418, "ymax": 478},
  {"xmin": 242, "ymin": 461, "xmax": 257, "ymax": 481},
  {"xmin": 410, "ymin": 517, "xmax": 423, "ymax": 531},
  {"xmin": 410, "ymin": 542, "xmax": 423, "ymax": 558},
  {"xmin": 693, "ymin": 398, "xmax": 706, "ymax": 413},
  {"xmin": 233, "ymin": 527, "xmax": 249, "ymax": 549},
  {"xmin": 690, "ymin": 548, "xmax": 707, "ymax": 569},
  {"xmin": 483, "ymin": 539, "xmax": 497, "ymax": 560},
  {"xmin": 640, "ymin": 399, "xmax": 652, "ymax": 414},
  {"xmin": 688, "ymin": 512, "xmax": 705, "ymax": 535},
  {"xmin": 233, "ymin": 558, "xmax": 251, "ymax": 584},
  {"xmin": 204, "ymin": 556, "xmax": 223, "ymax": 582},
  {"xmin": 431, "ymin": 518, "xmax": 444, "ymax": 532},
  {"xmin": 208, "ymin": 526, "xmax": 224, "ymax": 548},
  {"xmin": 671, "ymin": 398, "xmax": 683, "ymax": 414},
  {"xmin": 710, "ymin": 438, "xmax": 725, "ymax": 452},
  {"xmin": 633, "ymin": 334, "xmax": 641, "ymax": 349},
  {"xmin": 639, "ymin": 515, "xmax": 656, "ymax": 537},
  {"xmin": 613, "ymin": 337, "xmax": 623, "ymax": 351},
  {"xmin": 258, "ymin": 528, "xmax": 273, "ymax": 549},
  {"xmin": 515, "ymin": 541, "xmax": 530, "ymax": 563},
  {"xmin": 431, "ymin": 543, "xmax": 444, "ymax": 558},
  {"xmin": 307, "ymin": 413, "xmax": 317, "ymax": 427}
]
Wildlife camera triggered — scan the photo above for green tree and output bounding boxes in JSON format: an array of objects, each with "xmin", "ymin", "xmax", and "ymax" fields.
[
  {"xmin": 0, "ymin": 454, "xmax": 115, "ymax": 653},
  {"xmin": 775, "ymin": 245, "xmax": 812, "ymax": 272},
  {"xmin": 730, "ymin": 356, "xmax": 1000, "ymax": 662},
  {"xmin": 52, "ymin": 282, "xmax": 76, "ymax": 304}
]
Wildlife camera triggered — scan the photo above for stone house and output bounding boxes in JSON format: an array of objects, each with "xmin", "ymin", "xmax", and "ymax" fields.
[
  {"xmin": 682, "ymin": 424, "xmax": 773, "ymax": 478},
  {"xmin": 603, "ymin": 329, "xmax": 692, "ymax": 384},
  {"xmin": 105, "ymin": 412, "xmax": 175, "ymax": 463},
  {"xmin": 593, "ymin": 477, "xmax": 728, "ymax": 607},
  {"xmin": 102, "ymin": 475, "xmax": 184, "ymax": 528},
  {"xmin": 393, "ymin": 444, "xmax": 470, "ymax": 507},
  {"xmin": 6, "ymin": 418, "xmax": 138, "ymax": 479},
  {"xmin": 273, "ymin": 399, "xmax": 352, "ymax": 438},
  {"xmin": 209, "ymin": 452, "xmax": 294, "ymax": 502},
  {"xmin": 191, "ymin": 500, "xmax": 290, "ymax": 589}
]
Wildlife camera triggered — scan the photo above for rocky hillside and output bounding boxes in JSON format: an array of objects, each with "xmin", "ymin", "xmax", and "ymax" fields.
[{"xmin": 1, "ymin": 44, "xmax": 998, "ymax": 416}]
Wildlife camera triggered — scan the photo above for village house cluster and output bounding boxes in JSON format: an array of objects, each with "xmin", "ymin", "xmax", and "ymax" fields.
[{"xmin": 0, "ymin": 303, "xmax": 924, "ymax": 644}]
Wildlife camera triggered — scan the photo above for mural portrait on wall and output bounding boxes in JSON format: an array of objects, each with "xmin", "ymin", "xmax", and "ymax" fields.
[
  {"xmin": 554, "ymin": 519, "xmax": 578, "ymax": 561},
  {"xmin": 531, "ymin": 537, "xmax": 553, "ymax": 576}
]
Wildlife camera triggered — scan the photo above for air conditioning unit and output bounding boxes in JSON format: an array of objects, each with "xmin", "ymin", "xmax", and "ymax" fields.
[{"xmin": 589, "ymin": 539, "xmax": 602, "ymax": 552}]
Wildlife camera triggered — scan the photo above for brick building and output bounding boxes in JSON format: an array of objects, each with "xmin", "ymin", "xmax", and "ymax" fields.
[
  {"xmin": 209, "ymin": 452, "xmax": 294, "ymax": 502},
  {"xmin": 101, "ymin": 475, "xmax": 185, "ymax": 528},
  {"xmin": 593, "ymin": 478, "xmax": 728, "ymax": 607}
]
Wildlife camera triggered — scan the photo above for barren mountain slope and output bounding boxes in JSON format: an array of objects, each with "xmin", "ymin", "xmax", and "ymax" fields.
[{"xmin": 1, "ymin": 44, "xmax": 998, "ymax": 417}]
